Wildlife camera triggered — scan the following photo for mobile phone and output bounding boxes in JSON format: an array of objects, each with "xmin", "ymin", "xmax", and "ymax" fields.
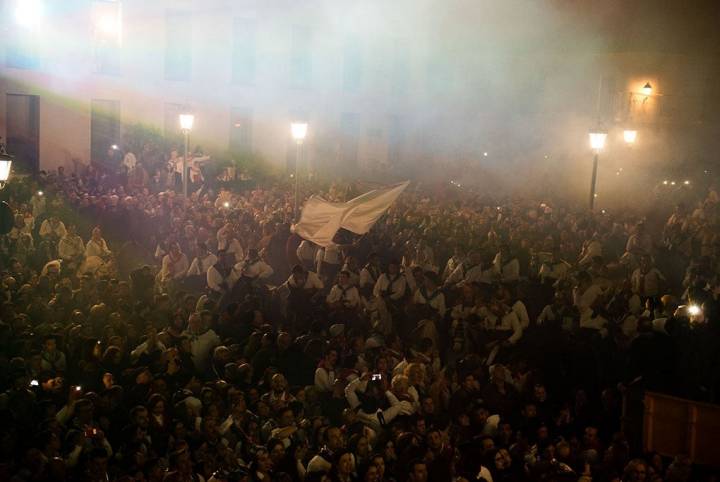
[
  {"xmin": 75, "ymin": 386, "xmax": 82, "ymax": 392},
  {"xmin": 30, "ymin": 379, "xmax": 39, "ymax": 387},
  {"xmin": 371, "ymin": 374, "xmax": 382, "ymax": 381}
]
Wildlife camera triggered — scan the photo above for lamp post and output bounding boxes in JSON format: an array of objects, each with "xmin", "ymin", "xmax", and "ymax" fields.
[
  {"xmin": 290, "ymin": 122, "xmax": 308, "ymax": 222},
  {"xmin": 641, "ymin": 82, "xmax": 653, "ymax": 97},
  {"xmin": 179, "ymin": 113, "xmax": 195, "ymax": 198},
  {"xmin": 588, "ymin": 128, "xmax": 607, "ymax": 211},
  {"xmin": 0, "ymin": 139, "xmax": 14, "ymax": 190},
  {"xmin": 623, "ymin": 129, "xmax": 637, "ymax": 146}
]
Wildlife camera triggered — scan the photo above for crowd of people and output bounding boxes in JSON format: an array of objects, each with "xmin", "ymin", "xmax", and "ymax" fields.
[{"xmin": 0, "ymin": 150, "xmax": 719, "ymax": 482}]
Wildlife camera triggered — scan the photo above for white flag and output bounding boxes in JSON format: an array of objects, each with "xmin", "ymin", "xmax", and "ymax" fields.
[{"xmin": 294, "ymin": 181, "xmax": 409, "ymax": 247}]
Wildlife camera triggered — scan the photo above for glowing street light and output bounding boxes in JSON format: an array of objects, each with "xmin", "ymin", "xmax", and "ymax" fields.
[
  {"xmin": 179, "ymin": 113, "xmax": 195, "ymax": 198},
  {"xmin": 588, "ymin": 128, "xmax": 607, "ymax": 211},
  {"xmin": 291, "ymin": 122, "xmax": 308, "ymax": 144},
  {"xmin": 623, "ymin": 129, "xmax": 638, "ymax": 145},
  {"xmin": 641, "ymin": 82, "xmax": 653, "ymax": 97},
  {"xmin": 290, "ymin": 122, "xmax": 308, "ymax": 222},
  {"xmin": 0, "ymin": 140, "xmax": 14, "ymax": 189}
]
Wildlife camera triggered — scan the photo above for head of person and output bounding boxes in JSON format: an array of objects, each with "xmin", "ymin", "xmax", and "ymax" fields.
[{"xmin": 408, "ymin": 459, "xmax": 428, "ymax": 482}]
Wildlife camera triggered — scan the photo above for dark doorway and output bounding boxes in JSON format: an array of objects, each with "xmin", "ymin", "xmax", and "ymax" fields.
[
  {"xmin": 91, "ymin": 99, "xmax": 121, "ymax": 170},
  {"xmin": 6, "ymin": 94, "xmax": 39, "ymax": 173}
]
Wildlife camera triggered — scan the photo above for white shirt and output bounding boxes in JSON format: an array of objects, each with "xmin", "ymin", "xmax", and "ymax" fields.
[
  {"xmin": 373, "ymin": 273, "xmax": 407, "ymax": 301},
  {"xmin": 327, "ymin": 284, "xmax": 361, "ymax": 308},
  {"xmin": 296, "ymin": 240, "xmax": 316, "ymax": 262},
  {"xmin": 323, "ymin": 244, "xmax": 342, "ymax": 265},
  {"xmin": 207, "ymin": 265, "xmax": 230, "ymax": 293},
  {"xmin": 359, "ymin": 265, "xmax": 381, "ymax": 289},
  {"xmin": 231, "ymin": 258, "xmax": 274, "ymax": 282},
  {"xmin": 482, "ymin": 309, "xmax": 523, "ymax": 344},
  {"xmin": 314, "ymin": 366, "xmax": 336, "ymax": 393},
  {"xmin": 413, "ymin": 287, "xmax": 446, "ymax": 316},
  {"xmin": 161, "ymin": 253, "xmax": 189, "ymax": 282},
  {"xmin": 492, "ymin": 253, "xmax": 520, "ymax": 282},
  {"xmin": 85, "ymin": 238, "xmax": 111, "ymax": 258},
  {"xmin": 282, "ymin": 271, "xmax": 324, "ymax": 291},
  {"xmin": 58, "ymin": 234, "xmax": 84, "ymax": 260},
  {"xmin": 39, "ymin": 220, "xmax": 67, "ymax": 239},
  {"xmin": 184, "ymin": 329, "xmax": 221, "ymax": 372},
  {"xmin": 446, "ymin": 262, "xmax": 484, "ymax": 286},
  {"xmin": 187, "ymin": 253, "xmax": 218, "ymax": 276}
]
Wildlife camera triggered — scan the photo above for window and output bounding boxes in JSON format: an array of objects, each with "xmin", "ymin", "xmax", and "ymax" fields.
[
  {"xmin": 165, "ymin": 11, "xmax": 192, "ymax": 81},
  {"xmin": 340, "ymin": 112, "xmax": 359, "ymax": 166},
  {"xmin": 92, "ymin": 1, "xmax": 122, "ymax": 75},
  {"xmin": 232, "ymin": 18, "xmax": 256, "ymax": 84},
  {"xmin": 343, "ymin": 36, "xmax": 362, "ymax": 92},
  {"xmin": 229, "ymin": 108, "xmax": 252, "ymax": 152},
  {"xmin": 291, "ymin": 25, "xmax": 312, "ymax": 88}
]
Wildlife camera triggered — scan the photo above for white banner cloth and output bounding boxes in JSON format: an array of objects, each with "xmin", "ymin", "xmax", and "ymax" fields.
[{"xmin": 293, "ymin": 181, "xmax": 409, "ymax": 247}]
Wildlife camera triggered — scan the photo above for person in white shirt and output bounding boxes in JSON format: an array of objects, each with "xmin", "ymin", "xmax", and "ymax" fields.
[
  {"xmin": 296, "ymin": 240, "xmax": 317, "ymax": 272},
  {"xmin": 538, "ymin": 249, "xmax": 572, "ymax": 285},
  {"xmin": 481, "ymin": 301, "xmax": 523, "ymax": 346},
  {"xmin": 318, "ymin": 244, "xmax": 343, "ymax": 284},
  {"xmin": 445, "ymin": 251, "xmax": 484, "ymax": 288},
  {"xmin": 412, "ymin": 271, "xmax": 446, "ymax": 319},
  {"xmin": 183, "ymin": 312, "xmax": 221, "ymax": 374},
  {"xmin": 359, "ymin": 253, "xmax": 382, "ymax": 298},
  {"xmin": 39, "ymin": 217, "xmax": 67, "ymax": 242},
  {"xmin": 314, "ymin": 348, "xmax": 338, "ymax": 393},
  {"xmin": 122, "ymin": 150, "xmax": 137, "ymax": 171},
  {"xmin": 327, "ymin": 270, "xmax": 361, "ymax": 311},
  {"xmin": 85, "ymin": 227, "xmax": 112, "ymax": 259},
  {"xmin": 58, "ymin": 224, "xmax": 85, "ymax": 268},
  {"xmin": 578, "ymin": 235, "xmax": 603, "ymax": 266},
  {"xmin": 573, "ymin": 271, "xmax": 607, "ymax": 335},
  {"xmin": 493, "ymin": 245, "xmax": 520, "ymax": 283},
  {"xmin": 373, "ymin": 260, "xmax": 407, "ymax": 304},
  {"xmin": 230, "ymin": 248, "xmax": 274, "ymax": 287},
  {"xmin": 442, "ymin": 246, "xmax": 464, "ymax": 283},
  {"xmin": 186, "ymin": 242, "xmax": 218, "ymax": 277},
  {"xmin": 160, "ymin": 243, "xmax": 189, "ymax": 285},
  {"xmin": 278, "ymin": 265, "xmax": 325, "ymax": 318},
  {"xmin": 207, "ymin": 251, "xmax": 235, "ymax": 294},
  {"xmin": 630, "ymin": 255, "xmax": 666, "ymax": 299},
  {"xmin": 216, "ymin": 224, "xmax": 244, "ymax": 263}
]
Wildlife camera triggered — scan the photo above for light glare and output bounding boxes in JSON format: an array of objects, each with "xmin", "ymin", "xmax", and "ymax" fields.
[
  {"xmin": 623, "ymin": 130, "xmax": 637, "ymax": 145},
  {"xmin": 291, "ymin": 122, "xmax": 308, "ymax": 142},
  {"xmin": 14, "ymin": 0, "xmax": 43, "ymax": 28},
  {"xmin": 642, "ymin": 82, "xmax": 653, "ymax": 96},
  {"xmin": 0, "ymin": 160, "xmax": 12, "ymax": 182},
  {"xmin": 688, "ymin": 305, "xmax": 701, "ymax": 316},
  {"xmin": 179, "ymin": 114, "xmax": 195, "ymax": 131},
  {"xmin": 589, "ymin": 130, "xmax": 607, "ymax": 151}
]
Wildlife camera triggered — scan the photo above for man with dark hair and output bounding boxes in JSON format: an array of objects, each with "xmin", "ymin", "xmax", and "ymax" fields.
[{"xmin": 407, "ymin": 459, "xmax": 428, "ymax": 482}]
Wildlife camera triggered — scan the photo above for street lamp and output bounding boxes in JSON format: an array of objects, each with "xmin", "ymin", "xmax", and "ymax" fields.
[
  {"xmin": 290, "ymin": 122, "xmax": 308, "ymax": 222},
  {"xmin": 623, "ymin": 129, "xmax": 638, "ymax": 145},
  {"xmin": 179, "ymin": 113, "xmax": 195, "ymax": 198},
  {"xmin": 0, "ymin": 145, "xmax": 13, "ymax": 190},
  {"xmin": 588, "ymin": 128, "xmax": 607, "ymax": 211},
  {"xmin": 641, "ymin": 82, "xmax": 653, "ymax": 97}
]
